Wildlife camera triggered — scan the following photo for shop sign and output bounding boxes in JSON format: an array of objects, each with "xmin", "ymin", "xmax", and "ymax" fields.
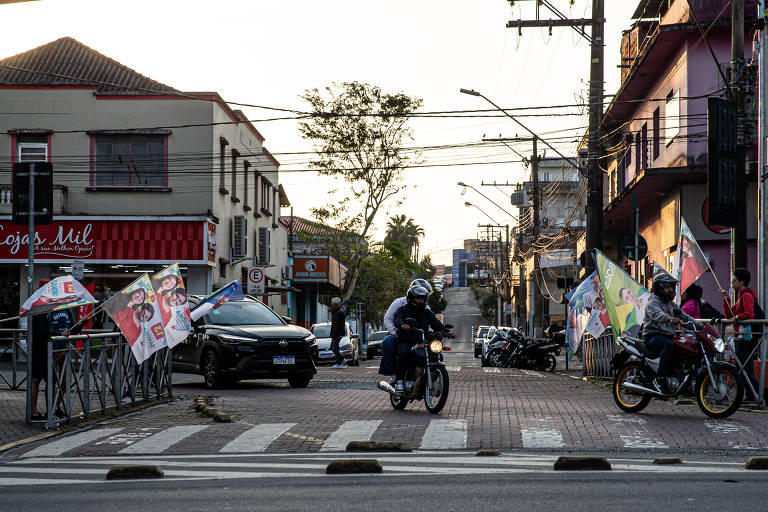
[{"xmin": 293, "ymin": 255, "xmax": 347, "ymax": 288}]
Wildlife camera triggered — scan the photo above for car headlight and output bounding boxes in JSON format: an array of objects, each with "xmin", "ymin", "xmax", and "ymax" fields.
[
  {"xmin": 429, "ymin": 340, "xmax": 443, "ymax": 353},
  {"xmin": 219, "ymin": 335, "xmax": 255, "ymax": 345},
  {"xmin": 304, "ymin": 334, "xmax": 316, "ymax": 343}
]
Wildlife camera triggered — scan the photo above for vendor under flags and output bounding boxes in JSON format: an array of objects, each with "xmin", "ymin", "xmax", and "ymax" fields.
[
  {"xmin": 150, "ymin": 263, "xmax": 191, "ymax": 348},
  {"xmin": 102, "ymin": 274, "xmax": 168, "ymax": 364},
  {"xmin": 19, "ymin": 276, "xmax": 97, "ymax": 317},
  {"xmin": 595, "ymin": 250, "xmax": 651, "ymax": 339},
  {"xmin": 190, "ymin": 280, "xmax": 244, "ymax": 322}
]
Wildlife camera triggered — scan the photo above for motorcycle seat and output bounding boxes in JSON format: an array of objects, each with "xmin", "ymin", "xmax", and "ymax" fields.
[{"xmin": 634, "ymin": 339, "xmax": 661, "ymax": 358}]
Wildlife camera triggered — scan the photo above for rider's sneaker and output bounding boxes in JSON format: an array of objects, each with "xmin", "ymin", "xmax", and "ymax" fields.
[
  {"xmin": 395, "ymin": 380, "xmax": 404, "ymax": 393},
  {"xmin": 652, "ymin": 377, "xmax": 667, "ymax": 394}
]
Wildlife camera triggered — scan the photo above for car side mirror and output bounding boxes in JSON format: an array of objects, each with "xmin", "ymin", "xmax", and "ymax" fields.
[{"xmin": 281, "ymin": 316, "xmax": 293, "ymax": 324}]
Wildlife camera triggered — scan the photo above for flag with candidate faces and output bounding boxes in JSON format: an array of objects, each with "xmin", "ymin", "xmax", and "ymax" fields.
[
  {"xmin": 151, "ymin": 263, "xmax": 191, "ymax": 348},
  {"xmin": 674, "ymin": 217, "xmax": 709, "ymax": 300},
  {"xmin": 595, "ymin": 250, "xmax": 651, "ymax": 340},
  {"xmin": 102, "ymin": 274, "xmax": 168, "ymax": 364},
  {"xmin": 565, "ymin": 271, "xmax": 599, "ymax": 353},
  {"xmin": 19, "ymin": 276, "xmax": 97, "ymax": 317},
  {"xmin": 189, "ymin": 280, "xmax": 244, "ymax": 322}
]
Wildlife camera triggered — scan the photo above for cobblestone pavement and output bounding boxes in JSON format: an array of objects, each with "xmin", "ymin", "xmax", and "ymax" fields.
[{"xmin": 3, "ymin": 287, "xmax": 768, "ymax": 460}]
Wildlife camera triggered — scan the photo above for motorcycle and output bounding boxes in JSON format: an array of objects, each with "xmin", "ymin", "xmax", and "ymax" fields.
[
  {"xmin": 377, "ymin": 322, "xmax": 454, "ymax": 414},
  {"xmin": 486, "ymin": 328, "xmax": 559, "ymax": 371},
  {"xmin": 611, "ymin": 319, "xmax": 744, "ymax": 418}
]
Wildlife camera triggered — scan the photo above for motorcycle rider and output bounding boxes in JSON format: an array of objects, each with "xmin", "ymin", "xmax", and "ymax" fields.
[
  {"xmin": 392, "ymin": 285, "xmax": 446, "ymax": 393},
  {"xmin": 378, "ymin": 279, "xmax": 434, "ymax": 380},
  {"xmin": 641, "ymin": 273, "xmax": 697, "ymax": 393}
]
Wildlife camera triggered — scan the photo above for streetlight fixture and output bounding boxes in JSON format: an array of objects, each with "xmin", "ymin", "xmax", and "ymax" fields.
[
  {"xmin": 459, "ymin": 88, "xmax": 581, "ymax": 173},
  {"xmin": 458, "ymin": 181, "xmax": 518, "ymax": 221},
  {"xmin": 464, "ymin": 201, "xmax": 501, "ymax": 225}
]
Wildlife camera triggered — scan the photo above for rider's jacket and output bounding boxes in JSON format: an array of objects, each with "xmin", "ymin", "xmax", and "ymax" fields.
[
  {"xmin": 641, "ymin": 294, "xmax": 693, "ymax": 338},
  {"xmin": 384, "ymin": 297, "xmax": 432, "ymax": 335},
  {"xmin": 393, "ymin": 303, "xmax": 445, "ymax": 344}
]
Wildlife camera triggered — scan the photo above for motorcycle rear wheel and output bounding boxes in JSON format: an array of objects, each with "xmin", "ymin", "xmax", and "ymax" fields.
[
  {"xmin": 487, "ymin": 348, "xmax": 505, "ymax": 368},
  {"xmin": 696, "ymin": 364, "xmax": 743, "ymax": 418},
  {"xmin": 424, "ymin": 366, "xmax": 450, "ymax": 414},
  {"xmin": 613, "ymin": 362, "xmax": 652, "ymax": 413},
  {"xmin": 540, "ymin": 353, "xmax": 557, "ymax": 372}
]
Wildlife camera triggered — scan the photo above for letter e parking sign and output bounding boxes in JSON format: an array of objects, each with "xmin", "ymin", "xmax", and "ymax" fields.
[{"xmin": 247, "ymin": 267, "xmax": 265, "ymax": 295}]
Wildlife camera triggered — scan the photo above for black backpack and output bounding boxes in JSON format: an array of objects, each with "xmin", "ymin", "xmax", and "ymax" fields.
[{"xmin": 740, "ymin": 290, "xmax": 765, "ymax": 334}]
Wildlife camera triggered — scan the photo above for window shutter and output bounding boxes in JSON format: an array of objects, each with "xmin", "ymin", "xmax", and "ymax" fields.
[
  {"xmin": 258, "ymin": 227, "xmax": 271, "ymax": 264},
  {"xmin": 232, "ymin": 216, "xmax": 247, "ymax": 258}
]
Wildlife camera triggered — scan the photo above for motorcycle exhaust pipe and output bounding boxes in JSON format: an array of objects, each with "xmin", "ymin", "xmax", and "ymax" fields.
[
  {"xmin": 377, "ymin": 381, "xmax": 397, "ymax": 395},
  {"xmin": 621, "ymin": 382, "xmax": 666, "ymax": 397}
]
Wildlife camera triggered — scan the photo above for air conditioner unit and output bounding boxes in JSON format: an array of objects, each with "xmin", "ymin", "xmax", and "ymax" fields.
[
  {"xmin": 232, "ymin": 216, "xmax": 247, "ymax": 258},
  {"xmin": 281, "ymin": 265, "xmax": 292, "ymax": 280},
  {"xmin": 510, "ymin": 189, "xmax": 532, "ymax": 208}
]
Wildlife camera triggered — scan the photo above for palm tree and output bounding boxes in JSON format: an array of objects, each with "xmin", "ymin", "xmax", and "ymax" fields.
[{"xmin": 385, "ymin": 215, "xmax": 424, "ymax": 262}]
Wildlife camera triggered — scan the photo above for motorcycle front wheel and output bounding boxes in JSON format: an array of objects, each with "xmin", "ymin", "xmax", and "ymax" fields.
[
  {"xmin": 613, "ymin": 362, "xmax": 652, "ymax": 413},
  {"xmin": 424, "ymin": 366, "xmax": 450, "ymax": 414},
  {"xmin": 540, "ymin": 353, "xmax": 557, "ymax": 372},
  {"xmin": 696, "ymin": 363, "xmax": 743, "ymax": 418},
  {"xmin": 487, "ymin": 348, "xmax": 505, "ymax": 368}
]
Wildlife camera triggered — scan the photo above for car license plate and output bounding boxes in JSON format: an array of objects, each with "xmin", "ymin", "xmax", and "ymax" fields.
[
  {"xmin": 273, "ymin": 356, "xmax": 295, "ymax": 365},
  {"xmin": 319, "ymin": 352, "xmax": 334, "ymax": 358}
]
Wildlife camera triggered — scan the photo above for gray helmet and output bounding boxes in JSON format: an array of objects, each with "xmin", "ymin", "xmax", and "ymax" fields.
[
  {"xmin": 651, "ymin": 273, "xmax": 677, "ymax": 302},
  {"xmin": 410, "ymin": 279, "xmax": 433, "ymax": 296}
]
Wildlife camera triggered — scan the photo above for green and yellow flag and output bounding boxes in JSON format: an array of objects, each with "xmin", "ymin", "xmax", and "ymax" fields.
[{"xmin": 595, "ymin": 250, "xmax": 651, "ymax": 339}]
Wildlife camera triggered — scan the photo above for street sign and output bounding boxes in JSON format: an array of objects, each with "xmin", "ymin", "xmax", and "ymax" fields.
[
  {"xmin": 247, "ymin": 266, "xmax": 266, "ymax": 295},
  {"xmin": 707, "ymin": 97, "xmax": 742, "ymax": 227},
  {"xmin": 12, "ymin": 162, "xmax": 53, "ymax": 225},
  {"xmin": 72, "ymin": 260, "xmax": 85, "ymax": 281}
]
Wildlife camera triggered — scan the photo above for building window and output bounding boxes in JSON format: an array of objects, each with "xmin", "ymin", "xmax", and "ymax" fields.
[
  {"xmin": 634, "ymin": 132, "xmax": 641, "ymax": 171},
  {"xmin": 219, "ymin": 137, "xmax": 229, "ymax": 194},
  {"xmin": 666, "ymin": 89, "xmax": 680, "ymax": 146},
  {"xmin": 625, "ymin": 132, "xmax": 632, "ymax": 167},
  {"xmin": 219, "ymin": 260, "xmax": 227, "ymax": 279},
  {"xmin": 257, "ymin": 227, "xmax": 271, "ymax": 264},
  {"xmin": 16, "ymin": 135, "xmax": 48, "ymax": 162},
  {"xmin": 93, "ymin": 134, "xmax": 166, "ymax": 186},
  {"xmin": 231, "ymin": 148, "xmax": 240, "ymax": 202},
  {"xmin": 261, "ymin": 180, "xmax": 271, "ymax": 216},
  {"xmin": 243, "ymin": 160, "xmax": 251, "ymax": 211},
  {"xmin": 652, "ymin": 108, "xmax": 660, "ymax": 160},
  {"xmin": 641, "ymin": 123, "xmax": 648, "ymax": 170},
  {"xmin": 254, "ymin": 172, "xmax": 261, "ymax": 217}
]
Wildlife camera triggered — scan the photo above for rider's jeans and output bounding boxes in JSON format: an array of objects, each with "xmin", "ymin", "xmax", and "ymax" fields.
[
  {"xmin": 644, "ymin": 333, "xmax": 676, "ymax": 377},
  {"xmin": 378, "ymin": 335, "xmax": 396, "ymax": 376},
  {"xmin": 394, "ymin": 340, "xmax": 412, "ymax": 381}
]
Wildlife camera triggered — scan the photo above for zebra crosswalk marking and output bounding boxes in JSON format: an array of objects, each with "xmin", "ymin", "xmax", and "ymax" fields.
[
  {"xmin": 118, "ymin": 425, "xmax": 210, "ymax": 455},
  {"xmin": 419, "ymin": 419, "xmax": 467, "ymax": 450},
  {"xmin": 219, "ymin": 423, "xmax": 296, "ymax": 453},
  {"xmin": 483, "ymin": 367, "xmax": 500, "ymax": 373},
  {"xmin": 520, "ymin": 420, "xmax": 564, "ymax": 449},
  {"xmin": 320, "ymin": 420, "xmax": 383, "ymax": 451},
  {"xmin": 22, "ymin": 428, "xmax": 123, "ymax": 458}
]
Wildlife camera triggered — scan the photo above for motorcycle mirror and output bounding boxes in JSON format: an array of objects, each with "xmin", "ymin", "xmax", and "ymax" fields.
[{"xmin": 444, "ymin": 324, "xmax": 454, "ymax": 329}]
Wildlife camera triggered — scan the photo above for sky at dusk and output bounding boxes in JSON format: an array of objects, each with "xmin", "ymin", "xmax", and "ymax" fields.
[{"xmin": 0, "ymin": 0, "xmax": 639, "ymax": 265}]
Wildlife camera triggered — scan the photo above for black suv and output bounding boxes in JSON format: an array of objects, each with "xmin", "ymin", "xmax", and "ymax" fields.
[{"xmin": 172, "ymin": 296, "xmax": 318, "ymax": 389}]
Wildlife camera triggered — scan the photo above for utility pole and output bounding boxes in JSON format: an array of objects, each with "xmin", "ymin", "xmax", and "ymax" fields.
[
  {"xmin": 507, "ymin": 0, "xmax": 605, "ymax": 275},
  {"xmin": 530, "ymin": 137, "xmax": 541, "ymax": 337},
  {"xmin": 732, "ymin": 0, "xmax": 748, "ymax": 271},
  {"xmin": 756, "ymin": 0, "xmax": 767, "ymax": 407}
]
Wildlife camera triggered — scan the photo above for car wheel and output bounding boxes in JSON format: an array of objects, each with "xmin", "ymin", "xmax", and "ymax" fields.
[
  {"xmin": 202, "ymin": 350, "xmax": 221, "ymax": 389},
  {"xmin": 288, "ymin": 374, "xmax": 311, "ymax": 388}
]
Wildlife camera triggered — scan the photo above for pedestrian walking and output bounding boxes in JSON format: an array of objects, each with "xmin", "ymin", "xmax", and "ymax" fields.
[
  {"xmin": 329, "ymin": 297, "xmax": 347, "ymax": 368},
  {"xmin": 721, "ymin": 268, "xmax": 764, "ymax": 392}
]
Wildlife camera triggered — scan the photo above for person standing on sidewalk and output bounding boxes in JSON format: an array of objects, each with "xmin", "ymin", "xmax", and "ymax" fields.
[
  {"xmin": 329, "ymin": 297, "xmax": 347, "ymax": 368},
  {"xmin": 721, "ymin": 268, "xmax": 763, "ymax": 391}
]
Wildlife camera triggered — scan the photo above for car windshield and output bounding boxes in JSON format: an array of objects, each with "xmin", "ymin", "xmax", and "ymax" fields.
[
  {"xmin": 205, "ymin": 300, "xmax": 283, "ymax": 326},
  {"xmin": 368, "ymin": 332, "xmax": 387, "ymax": 341},
  {"xmin": 313, "ymin": 324, "xmax": 331, "ymax": 338}
]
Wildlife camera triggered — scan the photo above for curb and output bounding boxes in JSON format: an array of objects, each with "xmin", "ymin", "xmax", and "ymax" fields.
[
  {"xmin": 346, "ymin": 441, "xmax": 411, "ymax": 452},
  {"xmin": 326, "ymin": 459, "xmax": 382, "ymax": 474},
  {"xmin": 554, "ymin": 456, "xmax": 611, "ymax": 471},
  {"xmin": 653, "ymin": 457, "xmax": 682, "ymax": 465},
  {"xmin": 106, "ymin": 465, "xmax": 164, "ymax": 480}
]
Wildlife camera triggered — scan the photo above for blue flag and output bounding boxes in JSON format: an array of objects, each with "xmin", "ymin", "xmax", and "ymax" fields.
[{"xmin": 190, "ymin": 280, "xmax": 244, "ymax": 322}]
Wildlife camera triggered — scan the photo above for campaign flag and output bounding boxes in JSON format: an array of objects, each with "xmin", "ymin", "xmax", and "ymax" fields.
[
  {"xmin": 19, "ymin": 276, "xmax": 97, "ymax": 317},
  {"xmin": 565, "ymin": 271, "xmax": 600, "ymax": 353},
  {"xmin": 150, "ymin": 263, "xmax": 191, "ymax": 348},
  {"xmin": 595, "ymin": 250, "xmax": 651, "ymax": 339},
  {"xmin": 674, "ymin": 217, "xmax": 709, "ymax": 299},
  {"xmin": 76, "ymin": 282, "xmax": 96, "ymax": 331},
  {"xmin": 652, "ymin": 261, "xmax": 668, "ymax": 278},
  {"xmin": 190, "ymin": 280, "xmax": 244, "ymax": 322},
  {"xmin": 102, "ymin": 274, "xmax": 168, "ymax": 364}
]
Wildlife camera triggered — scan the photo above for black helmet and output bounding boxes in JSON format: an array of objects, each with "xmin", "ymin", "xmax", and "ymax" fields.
[
  {"xmin": 652, "ymin": 273, "xmax": 678, "ymax": 302},
  {"xmin": 406, "ymin": 285, "xmax": 429, "ymax": 310},
  {"xmin": 410, "ymin": 279, "xmax": 433, "ymax": 296}
]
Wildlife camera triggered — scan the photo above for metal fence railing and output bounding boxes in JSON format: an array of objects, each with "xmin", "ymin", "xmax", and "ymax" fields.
[
  {"xmin": 0, "ymin": 329, "xmax": 27, "ymax": 390},
  {"xmin": 10, "ymin": 330, "xmax": 173, "ymax": 428},
  {"xmin": 581, "ymin": 332, "xmax": 619, "ymax": 379}
]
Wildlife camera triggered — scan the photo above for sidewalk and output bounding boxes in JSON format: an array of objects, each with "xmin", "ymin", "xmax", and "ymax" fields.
[{"xmin": 0, "ymin": 390, "xmax": 44, "ymax": 449}]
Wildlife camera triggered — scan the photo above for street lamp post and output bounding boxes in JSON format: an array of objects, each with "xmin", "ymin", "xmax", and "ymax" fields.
[{"xmin": 458, "ymin": 182, "xmax": 518, "ymax": 221}]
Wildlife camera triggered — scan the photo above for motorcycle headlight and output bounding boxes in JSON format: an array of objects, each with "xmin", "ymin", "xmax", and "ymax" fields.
[
  {"xmin": 429, "ymin": 340, "xmax": 443, "ymax": 353},
  {"xmin": 714, "ymin": 337, "xmax": 725, "ymax": 353}
]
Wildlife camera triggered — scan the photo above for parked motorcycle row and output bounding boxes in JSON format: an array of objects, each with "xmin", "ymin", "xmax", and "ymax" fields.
[{"xmin": 473, "ymin": 325, "xmax": 563, "ymax": 371}]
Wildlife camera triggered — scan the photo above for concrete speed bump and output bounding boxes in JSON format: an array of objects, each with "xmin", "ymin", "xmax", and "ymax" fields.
[
  {"xmin": 745, "ymin": 456, "xmax": 768, "ymax": 470},
  {"xmin": 106, "ymin": 465, "xmax": 164, "ymax": 480},
  {"xmin": 554, "ymin": 456, "xmax": 611, "ymax": 471},
  {"xmin": 653, "ymin": 457, "xmax": 682, "ymax": 465},
  {"xmin": 476, "ymin": 450, "xmax": 501, "ymax": 456},
  {"xmin": 326, "ymin": 459, "xmax": 383, "ymax": 474},
  {"xmin": 346, "ymin": 441, "xmax": 411, "ymax": 452}
]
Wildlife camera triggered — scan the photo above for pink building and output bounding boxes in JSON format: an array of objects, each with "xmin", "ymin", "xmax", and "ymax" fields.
[{"xmin": 598, "ymin": 0, "xmax": 759, "ymax": 307}]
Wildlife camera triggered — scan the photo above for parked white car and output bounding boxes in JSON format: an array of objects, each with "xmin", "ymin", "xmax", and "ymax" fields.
[{"xmin": 310, "ymin": 321, "xmax": 360, "ymax": 366}]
